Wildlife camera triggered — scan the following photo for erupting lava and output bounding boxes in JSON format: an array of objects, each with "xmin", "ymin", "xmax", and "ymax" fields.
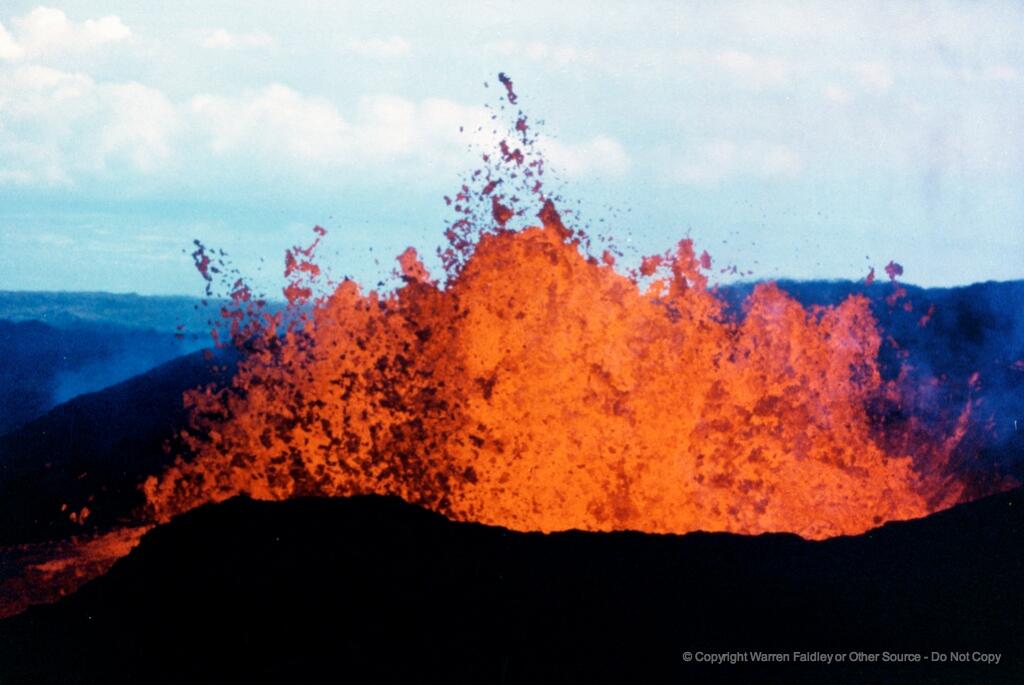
[{"xmin": 142, "ymin": 75, "xmax": 977, "ymax": 540}]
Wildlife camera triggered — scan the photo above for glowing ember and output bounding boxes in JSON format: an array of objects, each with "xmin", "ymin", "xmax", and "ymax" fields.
[
  {"xmin": 0, "ymin": 526, "xmax": 148, "ymax": 618},
  {"xmin": 139, "ymin": 76, "xmax": 980, "ymax": 540}
]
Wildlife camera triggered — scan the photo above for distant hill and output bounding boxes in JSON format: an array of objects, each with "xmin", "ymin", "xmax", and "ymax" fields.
[
  {"xmin": 0, "ymin": 349, "xmax": 237, "ymax": 546},
  {"xmin": 0, "ymin": 291, "xmax": 210, "ymax": 333},
  {"xmin": 0, "ymin": 319, "xmax": 205, "ymax": 435},
  {"xmin": 0, "ymin": 489, "xmax": 1020, "ymax": 683},
  {"xmin": 0, "ymin": 291, "xmax": 284, "ymax": 433}
]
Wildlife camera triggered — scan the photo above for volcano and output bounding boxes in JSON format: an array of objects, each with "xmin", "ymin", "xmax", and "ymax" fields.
[
  {"xmin": 0, "ymin": 75, "xmax": 1021, "ymax": 682},
  {"xmin": 138, "ymin": 76, "xmax": 1014, "ymax": 541},
  {"xmin": 1, "ymin": 488, "xmax": 1021, "ymax": 683}
]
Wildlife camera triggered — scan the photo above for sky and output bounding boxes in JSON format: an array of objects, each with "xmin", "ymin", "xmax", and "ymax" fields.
[{"xmin": 0, "ymin": 0, "xmax": 1022, "ymax": 295}]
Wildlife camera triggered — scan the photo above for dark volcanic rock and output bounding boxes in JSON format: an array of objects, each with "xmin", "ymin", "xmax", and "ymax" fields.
[
  {"xmin": 0, "ymin": 489, "xmax": 1020, "ymax": 684},
  {"xmin": 0, "ymin": 349, "xmax": 236, "ymax": 546},
  {"xmin": 0, "ymin": 318, "xmax": 203, "ymax": 435}
]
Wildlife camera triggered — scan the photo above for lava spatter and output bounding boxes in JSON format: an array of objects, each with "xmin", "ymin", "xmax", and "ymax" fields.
[{"xmin": 141, "ymin": 75, "xmax": 982, "ymax": 540}]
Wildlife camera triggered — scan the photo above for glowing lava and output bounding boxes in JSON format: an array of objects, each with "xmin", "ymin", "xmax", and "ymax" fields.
[
  {"xmin": 141, "ymin": 75, "xmax": 978, "ymax": 540},
  {"xmin": 144, "ymin": 203, "xmax": 973, "ymax": 539},
  {"xmin": 0, "ymin": 526, "xmax": 148, "ymax": 619}
]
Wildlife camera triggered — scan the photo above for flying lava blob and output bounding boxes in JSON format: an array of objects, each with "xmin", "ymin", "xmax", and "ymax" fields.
[{"xmin": 144, "ymin": 75, "xmax": 978, "ymax": 540}]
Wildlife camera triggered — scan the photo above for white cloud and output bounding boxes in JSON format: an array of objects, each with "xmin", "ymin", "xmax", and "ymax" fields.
[
  {"xmin": 347, "ymin": 36, "xmax": 410, "ymax": 59},
  {"xmin": 943, "ymin": 64, "xmax": 1019, "ymax": 83},
  {"xmin": 0, "ymin": 168, "xmax": 33, "ymax": 184},
  {"xmin": 675, "ymin": 140, "xmax": 801, "ymax": 186},
  {"xmin": 851, "ymin": 61, "xmax": 894, "ymax": 93},
  {"xmin": 726, "ymin": 3, "xmax": 860, "ymax": 40},
  {"xmin": 539, "ymin": 135, "xmax": 631, "ymax": 178},
  {"xmin": 98, "ymin": 82, "xmax": 179, "ymax": 171},
  {"xmin": 5, "ymin": 7, "xmax": 130, "ymax": 60},
  {"xmin": 353, "ymin": 93, "xmax": 418, "ymax": 155},
  {"xmin": 485, "ymin": 39, "xmax": 598, "ymax": 67},
  {"xmin": 1, "ymin": 57, "xmax": 632, "ymax": 188},
  {"xmin": 1, "ymin": 0, "xmax": 1018, "ymax": 198},
  {"xmin": 0, "ymin": 61, "xmax": 513, "ymax": 187},
  {"xmin": 980, "ymin": 65, "xmax": 1018, "ymax": 82},
  {"xmin": 0, "ymin": 21, "xmax": 25, "ymax": 61},
  {"xmin": 188, "ymin": 85, "xmax": 493, "ymax": 175},
  {"xmin": 824, "ymin": 84, "xmax": 851, "ymax": 104},
  {"xmin": 759, "ymin": 145, "xmax": 802, "ymax": 177},
  {"xmin": 0, "ymin": 64, "xmax": 178, "ymax": 184},
  {"xmin": 817, "ymin": 64, "xmax": 895, "ymax": 106},
  {"xmin": 714, "ymin": 49, "xmax": 790, "ymax": 88},
  {"xmin": 190, "ymin": 84, "xmax": 351, "ymax": 162},
  {"xmin": 202, "ymin": 29, "xmax": 276, "ymax": 50}
]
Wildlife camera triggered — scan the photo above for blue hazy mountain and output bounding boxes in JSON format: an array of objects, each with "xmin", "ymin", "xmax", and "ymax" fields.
[
  {"xmin": 0, "ymin": 291, "xmax": 214, "ymax": 332},
  {"xmin": 0, "ymin": 292, "xmax": 216, "ymax": 435}
]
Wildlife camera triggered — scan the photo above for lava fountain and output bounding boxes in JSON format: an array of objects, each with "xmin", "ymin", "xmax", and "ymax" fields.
[{"xmin": 142, "ymin": 75, "xmax": 985, "ymax": 540}]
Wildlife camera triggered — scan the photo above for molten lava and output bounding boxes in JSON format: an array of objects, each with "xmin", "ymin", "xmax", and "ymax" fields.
[
  {"xmin": 0, "ymin": 526, "xmax": 148, "ymax": 619},
  {"xmin": 141, "ymin": 75, "xmax": 978, "ymax": 541},
  {"xmin": 143, "ymin": 211, "xmax": 969, "ymax": 539}
]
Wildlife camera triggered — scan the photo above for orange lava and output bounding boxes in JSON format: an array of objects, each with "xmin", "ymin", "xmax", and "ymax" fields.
[
  {"xmin": 0, "ymin": 526, "xmax": 149, "ymax": 618},
  {"xmin": 143, "ymin": 207, "xmax": 972, "ymax": 539},
  {"xmin": 141, "ymin": 76, "xmax": 975, "ymax": 540}
]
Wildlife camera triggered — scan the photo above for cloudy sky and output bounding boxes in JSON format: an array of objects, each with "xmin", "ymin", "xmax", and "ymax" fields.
[{"xmin": 1, "ymin": 1, "xmax": 1022, "ymax": 295}]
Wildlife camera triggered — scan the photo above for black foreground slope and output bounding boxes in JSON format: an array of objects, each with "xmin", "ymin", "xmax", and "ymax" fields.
[{"xmin": 1, "ymin": 489, "xmax": 1021, "ymax": 684}]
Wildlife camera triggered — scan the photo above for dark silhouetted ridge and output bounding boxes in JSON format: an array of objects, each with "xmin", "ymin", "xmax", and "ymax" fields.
[
  {"xmin": 0, "ymin": 348, "xmax": 236, "ymax": 546},
  {"xmin": 0, "ymin": 488, "xmax": 1020, "ymax": 684}
]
